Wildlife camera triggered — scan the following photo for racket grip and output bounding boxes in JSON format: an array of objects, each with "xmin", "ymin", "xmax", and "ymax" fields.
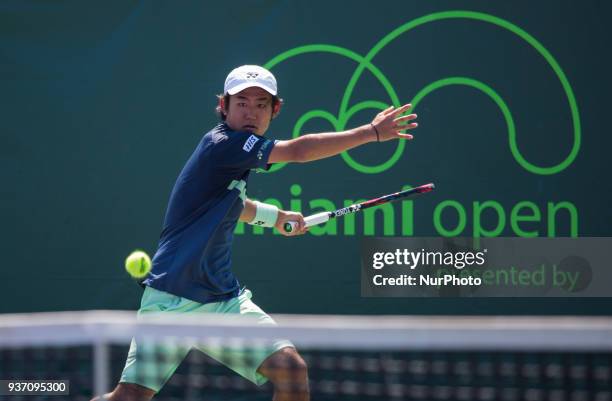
[{"xmin": 283, "ymin": 212, "xmax": 330, "ymax": 233}]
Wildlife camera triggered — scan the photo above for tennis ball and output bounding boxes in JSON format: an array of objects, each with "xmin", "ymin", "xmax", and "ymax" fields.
[{"xmin": 125, "ymin": 250, "xmax": 152, "ymax": 279}]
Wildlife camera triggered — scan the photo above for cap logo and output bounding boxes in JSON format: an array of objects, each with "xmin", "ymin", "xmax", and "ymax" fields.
[{"xmin": 246, "ymin": 72, "xmax": 259, "ymax": 79}]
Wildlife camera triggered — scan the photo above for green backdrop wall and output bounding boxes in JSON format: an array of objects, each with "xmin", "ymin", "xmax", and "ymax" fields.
[{"xmin": 2, "ymin": 0, "xmax": 610, "ymax": 314}]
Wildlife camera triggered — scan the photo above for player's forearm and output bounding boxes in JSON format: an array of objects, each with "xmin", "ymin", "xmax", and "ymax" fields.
[
  {"xmin": 239, "ymin": 198, "xmax": 257, "ymax": 222},
  {"xmin": 291, "ymin": 124, "xmax": 376, "ymax": 162}
]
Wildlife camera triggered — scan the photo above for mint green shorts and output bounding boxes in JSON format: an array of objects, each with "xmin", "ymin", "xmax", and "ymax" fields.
[{"xmin": 119, "ymin": 286, "xmax": 294, "ymax": 392}]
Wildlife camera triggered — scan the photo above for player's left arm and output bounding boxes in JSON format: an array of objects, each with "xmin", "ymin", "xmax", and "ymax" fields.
[
  {"xmin": 239, "ymin": 198, "xmax": 307, "ymax": 236},
  {"xmin": 268, "ymin": 104, "xmax": 417, "ymax": 163}
]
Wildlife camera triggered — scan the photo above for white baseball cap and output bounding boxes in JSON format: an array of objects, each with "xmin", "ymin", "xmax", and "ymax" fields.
[{"xmin": 223, "ymin": 65, "xmax": 278, "ymax": 96}]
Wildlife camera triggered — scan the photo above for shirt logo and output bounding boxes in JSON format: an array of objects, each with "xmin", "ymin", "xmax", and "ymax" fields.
[{"xmin": 243, "ymin": 135, "xmax": 259, "ymax": 152}]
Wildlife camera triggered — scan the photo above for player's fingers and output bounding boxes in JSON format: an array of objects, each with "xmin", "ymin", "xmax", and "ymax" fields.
[
  {"xmin": 391, "ymin": 103, "xmax": 412, "ymax": 116},
  {"xmin": 397, "ymin": 132, "xmax": 414, "ymax": 140},
  {"xmin": 382, "ymin": 105, "xmax": 394, "ymax": 114},
  {"xmin": 396, "ymin": 122, "xmax": 418, "ymax": 131},
  {"xmin": 394, "ymin": 114, "xmax": 417, "ymax": 124}
]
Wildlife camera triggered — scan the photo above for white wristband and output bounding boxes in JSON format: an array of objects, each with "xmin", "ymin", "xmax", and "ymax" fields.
[{"xmin": 249, "ymin": 201, "xmax": 279, "ymax": 227}]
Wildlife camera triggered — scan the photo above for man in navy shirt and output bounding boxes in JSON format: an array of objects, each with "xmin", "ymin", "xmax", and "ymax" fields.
[{"xmin": 95, "ymin": 65, "xmax": 418, "ymax": 401}]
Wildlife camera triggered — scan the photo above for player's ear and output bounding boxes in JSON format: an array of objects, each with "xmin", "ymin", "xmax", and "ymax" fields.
[
  {"xmin": 272, "ymin": 101, "xmax": 282, "ymax": 119},
  {"xmin": 218, "ymin": 96, "xmax": 226, "ymax": 112}
]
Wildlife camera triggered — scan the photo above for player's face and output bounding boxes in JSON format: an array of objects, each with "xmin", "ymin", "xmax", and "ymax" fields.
[{"xmin": 224, "ymin": 87, "xmax": 275, "ymax": 135}]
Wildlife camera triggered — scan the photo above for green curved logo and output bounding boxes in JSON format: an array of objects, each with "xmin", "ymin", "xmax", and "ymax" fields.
[{"xmin": 264, "ymin": 10, "xmax": 581, "ymax": 175}]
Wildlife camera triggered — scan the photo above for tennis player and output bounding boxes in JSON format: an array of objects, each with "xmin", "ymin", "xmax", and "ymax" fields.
[{"xmin": 93, "ymin": 65, "xmax": 418, "ymax": 401}]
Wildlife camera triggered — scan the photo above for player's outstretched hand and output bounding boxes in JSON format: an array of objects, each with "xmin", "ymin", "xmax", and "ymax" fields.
[
  {"xmin": 370, "ymin": 103, "xmax": 418, "ymax": 142},
  {"xmin": 276, "ymin": 210, "xmax": 308, "ymax": 236}
]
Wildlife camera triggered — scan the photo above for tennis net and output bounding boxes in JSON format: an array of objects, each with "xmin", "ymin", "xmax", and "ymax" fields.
[{"xmin": 0, "ymin": 311, "xmax": 611, "ymax": 401}]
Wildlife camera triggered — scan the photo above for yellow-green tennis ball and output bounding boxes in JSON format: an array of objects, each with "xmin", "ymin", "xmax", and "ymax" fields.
[{"xmin": 125, "ymin": 250, "xmax": 152, "ymax": 279}]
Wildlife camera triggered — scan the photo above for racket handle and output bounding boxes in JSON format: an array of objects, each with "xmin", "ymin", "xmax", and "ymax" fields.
[{"xmin": 283, "ymin": 212, "xmax": 330, "ymax": 233}]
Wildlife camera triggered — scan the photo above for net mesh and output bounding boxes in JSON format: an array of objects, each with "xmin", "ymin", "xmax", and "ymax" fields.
[{"xmin": 0, "ymin": 311, "xmax": 611, "ymax": 401}]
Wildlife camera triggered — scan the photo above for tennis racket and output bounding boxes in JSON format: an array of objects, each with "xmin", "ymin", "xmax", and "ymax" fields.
[{"xmin": 284, "ymin": 183, "xmax": 435, "ymax": 233}]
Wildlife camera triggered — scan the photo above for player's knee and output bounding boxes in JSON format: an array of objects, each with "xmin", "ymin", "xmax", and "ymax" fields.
[
  {"xmin": 263, "ymin": 347, "xmax": 309, "ymax": 384},
  {"xmin": 287, "ymin": 352, "xmax": 308, "ymax": 382},
  {"xmin": 93, "ymin": 383, "xmax": 154, "ymax": 401},
  {"xmin": 292, "ymin": 353, "xmax": 308, "ymax": 380}
]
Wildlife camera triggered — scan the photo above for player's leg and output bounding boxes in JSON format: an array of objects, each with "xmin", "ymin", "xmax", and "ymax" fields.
[
  {"xmin": 90, "ymin": 382, "xmax": 155, "ymax": 401},
  {"xmin": 117, "ymin": 336, "xmax": 189, "ymax": 396},
  {"xmin": 221, "ymin": 289, "xmax": 309, "ymax": 400},
  {"xmin": 257, "ymin": 346, "xmax": 310, "ymax": 401},
  {"xmin": 190, "ymin": 288, "xmax": 308, "ymax": 397},
  {"xmin": 89, "ymin": 339, "xmax": 186, "ymax": 401},
  {"xmin": 91, "ymin": 287, "xmax": 191, "ymax": 401}
]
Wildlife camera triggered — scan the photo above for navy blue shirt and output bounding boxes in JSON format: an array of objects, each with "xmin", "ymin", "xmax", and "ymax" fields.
[{"xmin": 143, "ymin": 123, "xmax": 276, "ymax": 304}]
